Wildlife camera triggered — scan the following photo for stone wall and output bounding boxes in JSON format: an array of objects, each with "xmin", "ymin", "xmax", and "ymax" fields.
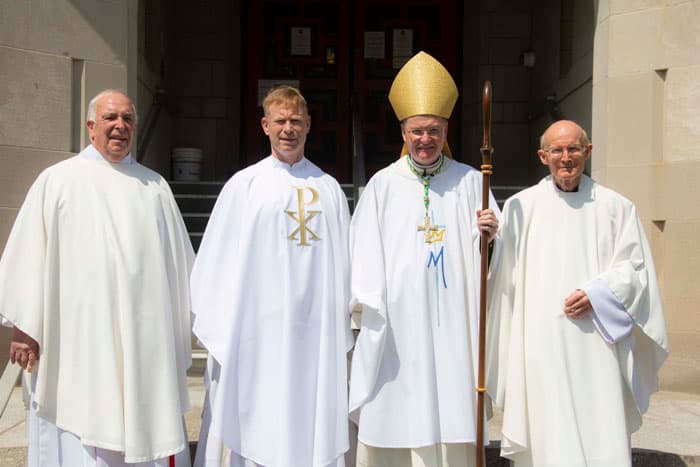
[
  {"xmin": 0, "ymin": 0, "xmax": 137, "ymax": 362},
  {"xmin": 593, "ymin": 0, "xmax": 700, "ymax": 392}
]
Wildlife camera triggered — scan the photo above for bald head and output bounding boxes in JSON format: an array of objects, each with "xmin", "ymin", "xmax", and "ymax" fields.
[
  {"xmin": 537, "ymin": 120, "xmax": 592, "ymax": 192},
  {"xmin": 539, "ymin": 120, "xmax": 590, "ymax": 150}
]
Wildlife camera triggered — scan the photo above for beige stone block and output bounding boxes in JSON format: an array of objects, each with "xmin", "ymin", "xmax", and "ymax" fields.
[
  {"xmin": 608, "ymin": 9, "xmax": 662, "ymax": 75},
  {"xmin": 607, "ymin": 162, "xmax": 700, "ymax": 221},
  {"xmin": 0, "ymin": 147, "xmax": 71, "ymax": 209},
  {"xmin": 659, "ymin": 331, "xmax": 700, "ymax": 393},
  {"xmin": 604, "ymin": 164, "xmax": 657, "ymax": 219},
  {"xmin": 664, "ymin": 66, "xmax": 700, "ymax": 163},
  {"xmin": 656, "ymin": 162, "xmax": 700, "ymax": 220},
  {"xmin": 641, "ymin": 217, "xmax": 665, "ymax": 286},
  {"xmin": 610, "ymin": 0, "xmax": 667, "ymax": 15},
  {"xmin": 0, "ymin": 1, "xmax": 129, "ymax": 64},
  {"xmin": 597, "ymin": 0, "xmax": 611, "ymax": 22},
  {"xmin": 658, "ymin": 220, "xmax": 700, "ymax": 332},
  {"xmin": 83, "ymin": 61, "xmax": 128, "ymax": 105},
  {"xmin": 593, "ymin": 16, "xmax": 609, "ymax": 85},
  {"xmin": 0, "ymin": 47, "xmax": 72, "ymax": 151},
  {"xmin": 70, "ymin": 61, "xmax": 128, "ymax": 151},
  {"xmin": 591, "ymin": 80, "xmax": 609, "ymax": 180},
  {"xmin": 606, "ymin": 73, "xmax": 663, "ymax": 165},
  {"xmin": 662, "ymin": 1, "xmax": 700, "ymax": 68}
]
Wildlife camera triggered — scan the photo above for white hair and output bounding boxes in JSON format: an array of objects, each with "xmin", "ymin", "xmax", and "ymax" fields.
[{"xmin": 86, "ymin": 89, "xmax": 138, "ymax": 124}]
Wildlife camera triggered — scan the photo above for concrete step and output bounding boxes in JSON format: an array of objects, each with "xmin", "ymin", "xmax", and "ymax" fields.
[
  {"xmin": 170, "ymin": 181, "xmax": 225, "ymax": 195},
  {"xmin": 491, "ymin": 185, "xmax": 526, "ymax": 208},
  {"xmin": 182, "ymin": 213, "xmax": 210, "ymax": 233},
  {"xmin": 169, "ymin": 182, "xmax": 224, "ymax": 252},
  {"xmin": 174, "ymin": 194, "xmax": 218, "ymax": 214}
]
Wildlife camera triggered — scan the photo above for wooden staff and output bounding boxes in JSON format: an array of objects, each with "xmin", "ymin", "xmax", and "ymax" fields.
[{"xmin": 476, "ymin": 80, "xmax": 493, "ymax": 467}]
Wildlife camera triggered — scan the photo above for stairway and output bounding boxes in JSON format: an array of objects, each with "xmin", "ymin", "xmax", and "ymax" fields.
[
  {"xmin": 492, "ymin": 185, "xmax": 526, "ymax": 209},
  {"xmin": 170, "ymin": 182, "xmax": 522, "ymax": 253},
  {"xmin": 170, "ymin": 181, "xmax": 225, "ymax": 251}
]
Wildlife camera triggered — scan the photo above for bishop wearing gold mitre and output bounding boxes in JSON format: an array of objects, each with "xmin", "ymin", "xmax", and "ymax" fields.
[{"xmin": 348, "ymin": 51, "xmax": 500, "ymax": 466}]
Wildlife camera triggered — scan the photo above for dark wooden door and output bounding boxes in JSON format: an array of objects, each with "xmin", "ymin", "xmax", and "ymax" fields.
[{"xmin": 244, "ymin": 0, "xmax": 459, "ymax": 183}]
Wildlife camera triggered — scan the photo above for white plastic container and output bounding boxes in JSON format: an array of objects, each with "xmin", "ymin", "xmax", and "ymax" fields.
[{"xmin": 172, "ymin": 147, "xmax": 202, "ymax": 181}]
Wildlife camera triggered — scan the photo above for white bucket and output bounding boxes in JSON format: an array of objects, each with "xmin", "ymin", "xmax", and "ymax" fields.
[{"xmin": 172, "ymin": 147, "xmax": 202, "ymax": 181}]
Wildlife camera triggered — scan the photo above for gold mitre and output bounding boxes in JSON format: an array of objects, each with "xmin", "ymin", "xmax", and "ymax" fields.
[{"xmin": 389, "ymin": 51, "xmax": 458, "ymax": 158}]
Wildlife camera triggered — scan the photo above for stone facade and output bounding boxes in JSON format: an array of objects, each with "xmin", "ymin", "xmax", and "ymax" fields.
[
  {"xmin": 593, "ymin": 0, "xmax": 700, "ymax": 392},
  {"xmin": 0, "ymin": 0, "xmax": 697, "ymax": 393}
]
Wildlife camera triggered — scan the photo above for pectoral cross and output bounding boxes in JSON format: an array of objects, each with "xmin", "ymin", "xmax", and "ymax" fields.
[{"xmin": 417, "ymin": 214, "xmax": 439, "ymax": 243}]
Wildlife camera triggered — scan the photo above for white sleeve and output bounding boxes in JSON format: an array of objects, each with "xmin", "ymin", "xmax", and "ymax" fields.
[{"xmin": 582, "ymin": 278, "xmax": 634, "ymax": 344}]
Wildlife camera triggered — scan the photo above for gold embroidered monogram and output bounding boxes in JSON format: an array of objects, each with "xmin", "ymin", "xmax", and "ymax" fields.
[
  {"xmin": 417, "ymin": 214, "xmax": 446, "ymax": 244},
  {"xmin": 426, "ymin": 228, "xmax": 446, "ymax": 244},
  {"xmin": 286, "ymin": 186, "xmax": 321, "ymax": 246}
]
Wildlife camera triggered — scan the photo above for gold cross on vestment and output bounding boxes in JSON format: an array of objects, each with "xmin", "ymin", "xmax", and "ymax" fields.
[{"xmin": 417, "ymin": 214, "xmax": 439, "ymax": 243}]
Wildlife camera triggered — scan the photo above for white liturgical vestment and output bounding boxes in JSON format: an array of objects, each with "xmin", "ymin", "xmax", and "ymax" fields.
[
  {"xmin": 191, "ymin": 155, "xmax": 352, "ymax": 467},
  {"xmin": 0, "ymin": 145, "xmax": 194, "ymax": 464},
  {"xmin": 349, "ymin": 156, "xmax": 499, "ymax": 452},
  {"xmin": 487, "ymin": 175, "xmax": 668, "ymax": 467}
]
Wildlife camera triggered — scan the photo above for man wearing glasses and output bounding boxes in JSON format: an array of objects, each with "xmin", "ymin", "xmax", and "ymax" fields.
[
  {"xmin": 487, "ymin": 120, "xmax": 668, "ymax": 467},
  {"xmin": 349, "ymin": 51, "xmax": 499, "ymax": 466}
]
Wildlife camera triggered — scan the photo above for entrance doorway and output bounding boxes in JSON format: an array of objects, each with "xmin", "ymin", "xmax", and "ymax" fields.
[{"xmin": 243, "ymin": 0, "xmax": 460, "ymax": 183}]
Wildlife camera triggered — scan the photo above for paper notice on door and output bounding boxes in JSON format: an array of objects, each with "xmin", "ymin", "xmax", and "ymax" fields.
[
  {"xmin": 392, "ymin": 29, "xmax": 413, "ymax": 68},
  {"xmin": 291, "ymin": 27, "xmax": 311, "ymax": 56},
  {"xmin": 364, "ymin": 31, "xmax": 385, "ymax": 59}
]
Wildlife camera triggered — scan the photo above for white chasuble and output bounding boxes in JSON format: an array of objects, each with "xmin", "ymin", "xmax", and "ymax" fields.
[
  {"xmin": 349, "ymin": 157, "xmax": 500, "ymax": 453},
  {"xmin": 487, "ymin": 175, "xmax": 668, "ymax": 467},
  {"xmin": 191, "ymin": 156, "xmax": 352, "ymax": 467},
  {"xmin": 0, "ymin": 145, "xmax": 194, "ymax": 463}
]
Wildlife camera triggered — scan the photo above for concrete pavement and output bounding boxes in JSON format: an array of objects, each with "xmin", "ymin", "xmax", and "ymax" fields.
[{"xmin": 1, "ymin": 367, "xmax": 698, "ymax": 466}]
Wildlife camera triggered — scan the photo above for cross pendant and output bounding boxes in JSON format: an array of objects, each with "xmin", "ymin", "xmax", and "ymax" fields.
[{"xmin": 417, "ymin": 214, "xmax": 438, "ymax": 243}]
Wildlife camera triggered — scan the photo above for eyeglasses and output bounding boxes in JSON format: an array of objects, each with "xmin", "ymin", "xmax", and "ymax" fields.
[
  {"xmin": 407, "ymin": 128, "xmax": 444, "ymax": 138},
  {"xmin": 545, "ymin": 145, "xmax": 584, "ymax": 156}
]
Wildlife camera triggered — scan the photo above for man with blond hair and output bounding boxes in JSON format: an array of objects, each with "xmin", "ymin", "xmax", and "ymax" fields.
[
  {"xmin": 192, "ymin": 85, "xmax": 352, "ymax": 467},
  {"xmin": 0, "ymin": 89, "xmax": 194, "ymax": 466}
]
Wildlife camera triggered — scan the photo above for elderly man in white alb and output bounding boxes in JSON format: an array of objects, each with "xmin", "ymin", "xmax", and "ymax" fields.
[
  {"xmin": 487, "ymin": 120, "xmax": 668, "ymax": 467},
  {"xmin": 349, "ymin": 51, "xmax": 500, "ymax": 467},
  {"xmin": 0, "ymin": 90, "xmax": 194, "ymax": 466}
]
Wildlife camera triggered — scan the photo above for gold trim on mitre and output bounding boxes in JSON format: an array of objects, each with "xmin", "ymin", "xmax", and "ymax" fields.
[{"xmin": 389, "ymin": 51, "xmax": 458, "ymax": 159}]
